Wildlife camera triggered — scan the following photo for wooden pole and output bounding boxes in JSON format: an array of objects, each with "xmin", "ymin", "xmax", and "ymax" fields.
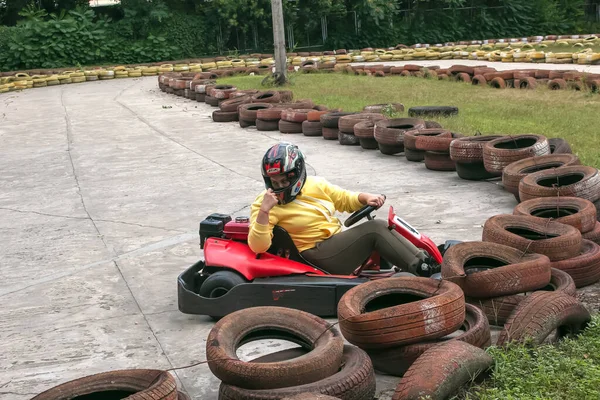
[{"xmin": 270, "ymin": 0, "xmax": 288, "ymax": 85}]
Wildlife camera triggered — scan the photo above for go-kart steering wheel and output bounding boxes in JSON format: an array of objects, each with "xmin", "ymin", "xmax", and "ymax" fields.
[{"xmin": 344, "ymin": 194, "xmax": 386, "ymax": 227}]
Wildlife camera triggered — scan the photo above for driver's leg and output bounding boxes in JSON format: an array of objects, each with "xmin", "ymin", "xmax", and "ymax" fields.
[{"xmin": 301, "ymin": 219, "xmax": 428, "ymax": 275}]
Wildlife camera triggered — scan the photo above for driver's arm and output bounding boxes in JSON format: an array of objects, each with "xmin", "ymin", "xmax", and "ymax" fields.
[
  {"xmin": 318, "ymin": 178, "xmax": 364, "ymax": 213},
  {"xmin": 248, "ymin": 194, "xmax": 279, "ymax": 254}
]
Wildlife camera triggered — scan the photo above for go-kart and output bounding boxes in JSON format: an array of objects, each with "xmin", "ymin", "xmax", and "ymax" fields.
[{"xmin": 177, "ymin": 199, "xmax": 459, "ymax": 318}]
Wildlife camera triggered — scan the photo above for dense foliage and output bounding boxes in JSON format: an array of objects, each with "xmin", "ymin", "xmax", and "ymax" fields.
[{"xmin": 0, "ymin": 0, "xmax": 598, "ymax": 70}]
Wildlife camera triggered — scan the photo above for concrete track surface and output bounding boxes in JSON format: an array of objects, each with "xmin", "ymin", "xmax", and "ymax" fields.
[{"xmin": 0, "ymin": 77, "xmax": 518, "ymax": 399}]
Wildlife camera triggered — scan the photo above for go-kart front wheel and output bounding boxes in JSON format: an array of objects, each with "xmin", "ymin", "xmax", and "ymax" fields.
[{"xmin": 199, "ymin": 270, "xmax": 247, "ymax": 299}]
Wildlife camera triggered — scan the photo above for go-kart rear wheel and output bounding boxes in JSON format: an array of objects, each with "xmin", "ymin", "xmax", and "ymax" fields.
[{"xmin": 199, "ymin": 271, "xmax": 247, "ymax": 319}]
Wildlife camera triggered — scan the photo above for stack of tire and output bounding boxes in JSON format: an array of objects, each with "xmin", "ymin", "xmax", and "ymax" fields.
[
  {"xmin": 482, "ymin": 134, "xmax": 551, "ymax": 177},
  {"xmin": 336, "ymin": 277, "xmax": 494, "ymax": 399},
  {"xmin": 319, "ymin": 112, "xmax": 358, "ymax": 141},
  {"xmin": 337, "ymin": 113, "xmax": 387, "ymax": 146},
  {"xmin": 413, "ymin": 129, "xmax": 464, "ymax": 171},
  {"xmin": 450, "ymin": 135, "xmax": 503, "ymax": 180},
  {"xmin": 374, "ymin": 118, "xmax": 426, "ymax": 155},
  {"xmin": 443, "ymin": 224, "xmax": 593, "ymax": 333},
  {"xmin": 206, "ymin": 306, "xmax": 376, "ymax": 400},
  {"xmin": 302, "ymin": 110, "xmax": 331, "ymax": 137},
  {"xmin": 31, "ymin": 369, "xmax": 190, "ymax": 399}
]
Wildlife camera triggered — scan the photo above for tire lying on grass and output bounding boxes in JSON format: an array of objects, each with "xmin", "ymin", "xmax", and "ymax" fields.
[
  {"xmin": 408, "ymin": 106, "xmax": 459, "ymax": 118},
  {"xmin": 441, "ymin": 241, "xmax": 551, "ymax": 298},
  {"xmin": 391, "ymin": 341, "xmax": 493, "ymax": 400},
  {"xmin": 467, "ymin": 268, "xmax": 577, "ymax": 326},
  {"xmin": 548, "ymin": 138, "xmax": 573, "ymax": 154},
  {"xmin": 337, "ymin": 277, "xmax": 465, "ymax": 349},
  {"xmin": 482, "ymin": 214, "xmax": 582, "ymax": 262},
  {"xmin": 206, "ymin": 306, "xmax": 344, "ymax": 390},
  {"xmin": 218, "ymin": 346, "xmax": 375, "ymax": 400},
  {"xmin": 367, "ymin": 304, "xmax": 491, "ymax": 377},
  {"xmin": 496, "ymin": 291, "xmax": 591, "ymax": 346},
  {"xmin": 31, "ymin": 369, "xmax": 178, "ymax": 400}
]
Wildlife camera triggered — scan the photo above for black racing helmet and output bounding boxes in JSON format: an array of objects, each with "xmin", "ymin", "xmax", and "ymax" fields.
[{"xmin": 261, "ymin": 142, "xmax": 307, "ymax": 205}]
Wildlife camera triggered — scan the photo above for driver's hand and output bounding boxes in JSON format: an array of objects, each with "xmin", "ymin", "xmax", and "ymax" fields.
[
  {"xmin": 364, "ymin": 193, "xmax": 385, "ymax": 208},
  {"xmin": 261, "ymin": 188, "xmax": 280, "ymax": 211}
]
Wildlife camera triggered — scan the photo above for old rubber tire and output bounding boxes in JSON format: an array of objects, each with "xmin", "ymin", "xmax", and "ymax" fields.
[
  {"xmin": 467, "ymin": 268, "xmax": 577, "ymax": 326},
  {"xmin": 441, "ymin": 241, "xmax": 551, "ymax": 298},
  {"xmin": 358, "ymin": 138, "xmax": 378, "ymax": 150},
  {"xmin": 408, "ymin": 106, "xmax": 459, "ymax": 118},
  {"xmin": 302, "ymin": 120, "xmax": 323, "ymax": 136},
  {"xmin": 374, "ymin": 118, "xmax": 426, "ymax": 146},
  {"xmin": 450, "ymin": 135, "xmax": 504, "ymax": 164},
  {"xmin": 218, "ymin": 346, "xmax": 375, "ymax": 400},
  {"xmin": 549, "ymin": 138, "xmax": 573, "ymax": 154},
  {"xmin": 550, "ymin": 239, "xmax": 600, "ymax": 288},
  {"xmin": 338, "ymin": 113, "xmax": 386, "ymax": 134},
  {"xmin": 404, "ymin": 129, "xmax": 450, "ymax": 151},
  {"xmin": 513, "ymin": 196, "xmax": 597, "ymax": 233},
  {"xmin": 256, "ymin": 119, "xmax": 280, "ymax": 131},
  {"xmin": 279, "ymin": 120, "xmax": 304, "ymax": 134},
  {"xmin": 337, "ymin": 277, "xmax": 465, "ymax": 349},
  {"xmin": 405, "ymin": 148, "xmax": 425, "ymax": 162},
  {"xmin": 482, "ymin": 214, "xmax": 582, "ymax": 261},
  {"xmin": 239, "ymin": 103, "xmax": 273, "ymax": 123},
  {"xmin": 199, "ymin": 271, "xmax": 247, "ymax": 300},
  {"xmin": 251, "ymin": 90, "xmax": 282, "ymax": 103},
  {"xmin": 496, "ymin": 291, "xmax": 591, "ymax": 346},
  {"xmin": 213, "ymin": 110, "xmax": 239, "ymax": 123},
  {"xmin": 416, "ymin": 132, "xmax": 463, "ymax": 152},
  {"xmin": 424, "ymin": 151, "xmax": 456, "ymax": 171},
  {"xmin": 455, "ymin": 162, "xmax": 498, "ymax": 180},
  {"xmin": 31, "ymin": 370, "xmax": 178, "ymax": 400},
  {"xmin": 281, "ymin": 109, "xmax": 313, "ymax": 123},
  {"xmin": 338, "ymin": 132, "xmax": 360, "ymax": 146},
  {"xmin": 502, "ymin": 154, "xmax": 580, "ymax": 198},
  {"xmin": 378, "ymin": 143, "xmax": 404, "ymax": 155},
  {"xmin": 206, "ymin": 95, "xmax": 220, "ymax": 107},
  {"xmin": 363, "ymin": 103, "xmax": 404, "ymax": 114},
  {"xmin": 391, "ymin": 341, "xmax": 493, "ymax": 400},
  {"xmin": 518, "ymin": 165, "xmax": 600, "ymax": 204},
  {"xmin": 483, "ymin": 134, "xmax": 551, "ymax": 174},
  {"xmin": 220, "ymin": 95, "xmax": 251, "ymax": 112},
  {"xmin": 206, "ymin": 306, "xmax": 344, "ymax": 390},
  {"xmin": 320, "ymin": 112, "xmax": 358, "ymax": 129},
  {"xmin": 367, "ymin": 304, "xmax": 491, "ymax": 377},
  {"xmin": 583, "ymin": 222, "xmax": 600, "ymax": 244},
  {"xmin": 322, "ymin": 127, "xmax": 339, "ymax": 140}
]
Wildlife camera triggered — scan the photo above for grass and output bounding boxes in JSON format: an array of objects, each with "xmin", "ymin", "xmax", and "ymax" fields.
[
  {"xmin": 219, "ymin": 73, "xmax": 600, "ymax": 168},
  {"xmin": 461, "ymin": 316, "xmax": 600, "ymax": 400}
]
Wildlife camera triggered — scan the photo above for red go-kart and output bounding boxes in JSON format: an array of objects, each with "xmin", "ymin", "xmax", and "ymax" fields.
[{"xmin": 177, "ymin": 200, "xmax": 459, "ymax": 318}]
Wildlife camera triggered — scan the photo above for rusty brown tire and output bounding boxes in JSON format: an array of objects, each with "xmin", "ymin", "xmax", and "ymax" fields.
[
  {"xmin": 483, "ymin": 134, "xmax": 551, "ymax": 174},
  {"xmin": 449, "ymin": 135, "xmax": 504, "ymax": 164},
  {"xmin": 548, "ymin": 78, "xmax": 568, "ymax": 90},
  {"xmin": 251, "ymin": 90, "xmax": 282, "ymax": 103},
  {"xmin": 416, "ymin": 131, "xmax": 462, "ymax": 152},
  {"xmin": 490, "ymin": 77, "xmax": 506, "ymax": 89},
  {"xmin": 205, "ymin": 95, "xmax": 220, "ymax": 107},
  {"xmin": 338, "ymin": 113, "xmax": 386, "ymax": 134},
  {"xmin": 353, "ymin": 120, "xmax": 376, "ymax": 139},
  {"xmin": 367, "ymin": 304, "xmax": 491, "ymax": 377},
  {"xmin": 424, "ymin": 151, "xmax": 456, "ymax": 171},
  {"xmin": 307, "ymin": 110, "xmax": 331, "ymax": 122},
  {"xmin": 456, "ymin": 72, "xmax": 472, "ymax": 83},
  {"xmin": 583, "ymin": 222, "xmax": 600, "ymax": 244},
  {"xmin": 256, "ymin": 107, "xmax": 284, "ymax": 121},
  {"xmin": 281, "ymin": 109, "xmax": 313, "ymax": 123},
  {"xmin": 467, "ymin": 268, "xmax": 577, "ymax": 326},
  {"xmin": 513, "ymin": 196, "xmax": 597, "ymax": 233},
  {"xmin": 550, "ymin": 239, "xmax": 600, "ymax": 288},
  {"xmin": 455, "ymin": 162, "xmax": 498, "ymax": 180},
  {"xmin": 239, "ymin": 119, "xmax": 254, "ymax": 128},
  {"xmin": 302, "ymin": 121, "xmax": 323, "ymax": 137},
  {"xmin": 391, "ymin": 341, "xmax": 493, "ymax": 400},
  {"xmin": 230, "ymin": 89, "xmax": 260, "ymax": 98},
  {"xmin": 279, "ymin": 120, "xmax": 304, "ymax": 134},
  {"xmin": 212, "ymin": 84, "xmax": 237, "ymax": 100},
  {"xmin": 425, "ymin": 120, "xmax": 443, "ymax": 129},
  {"xmin": 502, "ymin": 154, "xmax": 581, "ymax": 198},
  {"xmin": 239, "ymin": 103, "xmax": 273, "ymax": 123},
  {"xmin": 405, "ymin": 148, "xmax": 425, "ymax": 162},
  {"xmin": 31, "ymin": 369, "xmax": 177, "ymax": 400},
  {"xmin": 322, "ymin": 127, "xmax": 339, "ymax": 140},
  {"xmin": 256, "ymin": 119, "xmax": 280, "ymax": 131},
  {"xmin": 206, "ymin": 306, "xmax": 344, "ymax": 390},
  {"xmin": 472, "ymin": 75, "xmax": 487, "ymax": 86},
  {"xmin": 358, "ymin": 138, "xmax": 378, "ymax": 150},
  {"xmin": 482, "ymin": 214, "xmax": 582, "ymax": 261},
  {"xmin": 378, "ymin": 143, "xmax": 405, "ymax": 155},
  {"xmin": 405, "ymin": 129, "xmax": 449, "ymax": 151},
  {"xmin": 496, "ymin": 291, "xmax": 591, "ymax": 346},
  {"xmin": 280, "ymin": 394, "xmax": 341, "ymax": 400},
  {"xmin": 374, "ymin": 118, "xmax": 426, "ymax": 146},
  {"xmin": 220, "ymin": 95, "xmax": 251, "ymax": 112},
  {"xmin": 549, "ymin": 138, "xmax": 573, "ymax": 154},
  {"xmin": 213, "ymin": 110, "xmax": 239, "ymax": 123},
  {"xmin": 518, "ymin": 165, "xmax": 600, "ymax": 203},
  {"xmin": 195, "ymin": 93, "xmax": 206, "ymax": 102},
  {"xmin": 442, "ymin": 240, "xmax": 551, "ymax": 298},
  {"xmin": 320, "ymin": 112, "xmax": 358, "ymax": 129},
  {"xmin": 363, "ymin": 103, "xmax": 404, "ymax": 114},
  {"xmin": 337, "ymin": 277, "xmax": 465, "ymax": 349},
  {"xmin": 218, "ymin": 346, "xmax": 375, "ymax": 400},
  {"xmin": 338, "ymin": 132, "xmax": 360, "ymax": 146}
]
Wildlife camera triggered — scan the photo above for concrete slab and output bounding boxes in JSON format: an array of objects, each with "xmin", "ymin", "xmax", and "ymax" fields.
[{"xmin": 1, "ymin": 76, "xmax": 519, "ymax": 399}]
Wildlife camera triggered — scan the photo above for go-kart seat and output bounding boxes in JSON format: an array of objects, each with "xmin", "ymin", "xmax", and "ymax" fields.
[{"xmin": 267, "ymin": 226, "xmax": 323, "ymax": 270}]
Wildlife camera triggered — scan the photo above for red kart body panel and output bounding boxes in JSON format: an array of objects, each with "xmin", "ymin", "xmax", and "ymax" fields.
[
  {"xmin": 204, "ymin": 237, "xmax": 326, "ymax": 280},
  {"xmin": 387, "ymin": 206, "xmax": 444, "ymax": 264}
]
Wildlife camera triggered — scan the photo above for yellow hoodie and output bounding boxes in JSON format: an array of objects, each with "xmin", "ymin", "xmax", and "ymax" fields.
[{"xmin": 248, "ymin": 176, "xmax": 363, "ymax": 253}]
